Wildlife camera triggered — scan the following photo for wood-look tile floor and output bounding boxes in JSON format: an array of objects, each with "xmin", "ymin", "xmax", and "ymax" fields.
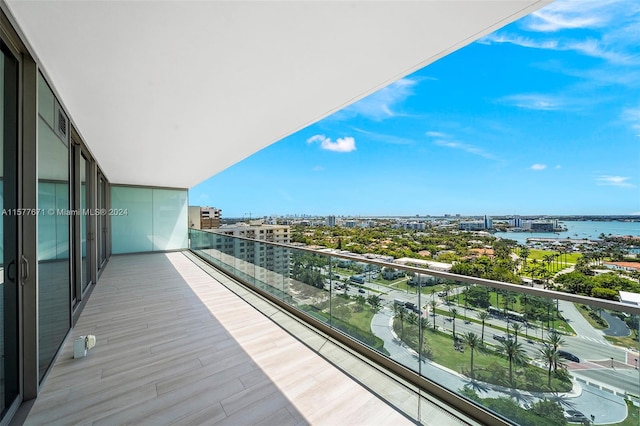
[{"xmin": 25, "ymin": 252, "xmax": 419, "ymax": 425}]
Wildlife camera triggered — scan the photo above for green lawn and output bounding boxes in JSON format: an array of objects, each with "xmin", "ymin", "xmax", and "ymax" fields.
[
  {"xmin": 386, "ymin": 279, "xmax": 448, "ymax": 296},
  {"xmin": 575, "ymin": 304, "xmax": 608, "ymax": 330},
  {"xmin": 605, "ymin": 335, "xmax": 639, "ymax": 351},
  {"xmin": 610, "ymin": 400, "xmax": 639, "ymax": 426},
  {"xmin": 394, "ymin": 321, "xmax": 572, "ymax": 393},
  {"xmin": 457, "ymin": 292, "xmax": 575, "ymax": 336}
]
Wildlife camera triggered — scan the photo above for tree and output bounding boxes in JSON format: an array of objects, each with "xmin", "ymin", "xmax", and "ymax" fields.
[
  {"xmin": 461, "ymin": 332, "xmax": 481, "ymax": 378},
  {"xmin": 520, "ymin": 246, "xmax": 530, "ymax": 272},
  {"xmin": 443, "ymin": 283, "xmax": 452, "ymax": 301},
  {"xmin": 498, "ymin": 339, "xmax": 528, "ymax": 386},
  {"xmin": 510, "ymin": 323, "xmax": 522, "ymax": 345},
  {"xmin": 546, "ymin": 331, "xmax": 565, "ymax": 372},
  {"xmin": 354, "ymin": 294, "xmax": 366, "ymax": 312},
  {"xmin": 419, "ymin": 317, "xmax": 431, "ymax": 358},
  {"xmin": 367, "ymin": 294, "xmax": 382, "ymax": 312},
  {"xmin": 538, "ymin": 343, "xmax": 560, "ymax": 387},
  {"xmin": 407, "ymin": 312, "xmax": 419, "ymax": 327},
  {"xmin": 450, "ymin": 307, "xmax": 458, "ymax": 338},
  {"xmin": 543, "ymin": 254, "xmax": 554, "ymax": 273},
  {"xmin": 393, "ymin": 303, "xmax": 407, "ymax": 339},
  {"xmin": 530, "ymin": 399, "xmax": 567, "ymax": 425},
  {"xmin": 429, "ymin": 300, "xmax": 438, "ymax": 331},
  {"xmin": 477, "ymin": 311, "xmax": 489, "ymax": 344}
]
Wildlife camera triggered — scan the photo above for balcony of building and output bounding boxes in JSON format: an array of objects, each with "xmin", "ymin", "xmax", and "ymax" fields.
[
  {"xmin": 22, "ymin": 251, "xmax": 468, "ymax": 425},
  {"xmin": 21, "ymin": 229, "xmax": 640, "ymax": 425}
]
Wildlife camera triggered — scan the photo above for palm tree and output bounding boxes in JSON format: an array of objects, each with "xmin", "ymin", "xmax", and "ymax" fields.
[
  {"xmin": 367, "ymin": 294, "xmax": 382, "ymax": 312},
  {"xmin": 530, "ymin": 259, "xmax": 539, "ymax": 282},
  {"xmin": 443, "ymin": 283, "xmax": 452, "ymax": 302},
  {"xmin": 543, "ymin": 254, "xmax": 554, "ymax": 273},
  {"xmin": 393, "ymin": 303, "xmax": 406, "ymax": 339},
  {"xmin": 520, "ymin": 247, "xmax": 530, "ymax": 272},
  {"xmin": 546, "ymin": 331, "xmax": 565, "ymax": 371},
  {"xmin": 461, "ymin": 332, "xmax": 481, "ymax": 378},
  {"xmin": 499, "ymin": 339, "xmax": 528, "ymax": 386},
  {"xmin": 419, "ymin": 317, "xmax": 431, "ymax": 357},
  {"xmin": 429, "ymin": 300, "xmax": 438, "ymax": 331},
  {"xmin": 407, "ymin": 312, "xmax": 419, "ymax": 328},
  {"xmin": 477, "ymin": 311, "xmax": 489, "ymax": 344},
  {"xmin": 538, "ymin": 343, "xmax": 560, "ymax": 388},
  {"xmin": 462, "ymin": 285, "xmax": 470, "ymax": 315},
  {"xmin": 450, "ymin": 307, "xmax": 458, "ymax": 338},
  {"xmin": 419, "ymin": 316, "xmax": 431, "ymax": 331},
  {"xmin": 511, "ymin": 323, "xmax": 522, "ymax": 345}
]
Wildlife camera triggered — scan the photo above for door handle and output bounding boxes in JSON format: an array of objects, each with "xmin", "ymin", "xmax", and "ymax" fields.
[{"xmin": 21, "ymin": 254, "xmax": 30, "ymax": 283}]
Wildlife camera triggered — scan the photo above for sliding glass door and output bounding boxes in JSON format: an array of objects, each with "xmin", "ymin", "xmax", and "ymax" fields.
[
  {"xmin": 1, "ymin": 40, "xmax": 20, "ymax": 421},
  {"xmin": 37, "ymin": 73, "xmax": 70, "ymax": 381}
]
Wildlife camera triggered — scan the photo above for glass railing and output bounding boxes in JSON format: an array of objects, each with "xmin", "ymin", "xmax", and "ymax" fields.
[{"xmin": 190, "ymin": 228, "xmax": 640, "ymax": 426}]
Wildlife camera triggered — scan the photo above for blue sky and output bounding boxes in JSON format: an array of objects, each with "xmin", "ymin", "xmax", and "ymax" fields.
[{"xmin": 190, "ymin": 0, "xmax": 640, "ymax": 218}]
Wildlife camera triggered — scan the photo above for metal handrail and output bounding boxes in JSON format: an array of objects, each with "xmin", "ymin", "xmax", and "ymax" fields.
[{"xmin": 192, "ymin": 228, "xmax": 640, "ymax": 316}]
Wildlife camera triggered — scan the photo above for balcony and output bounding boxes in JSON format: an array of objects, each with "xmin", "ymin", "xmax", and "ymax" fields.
[
  {"xmin": 23, "ymin": 251, "xmax": 463, "ymax": 425},
  {"xmin": 20, "ymin": 229, "xmax": 640, "ymax": 425},
  {"xmin": 187, "ymin": 229, "xmax": 640, "ymax": 426}
]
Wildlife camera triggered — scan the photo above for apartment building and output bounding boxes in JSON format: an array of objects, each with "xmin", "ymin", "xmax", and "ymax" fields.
[{"xmin": 188, "ymin": 205, "xmax": 222, "ymax": 229}]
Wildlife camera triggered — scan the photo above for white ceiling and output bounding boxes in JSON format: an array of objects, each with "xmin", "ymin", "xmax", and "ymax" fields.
[{"xmin": 5, "ymin": 0, "xmax": 550, "ymax": 188}]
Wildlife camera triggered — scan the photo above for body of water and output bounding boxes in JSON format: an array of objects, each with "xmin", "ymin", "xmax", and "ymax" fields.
[{"xmin": 494, "ymin": 220, "xmax": 640, "ymax": 245}]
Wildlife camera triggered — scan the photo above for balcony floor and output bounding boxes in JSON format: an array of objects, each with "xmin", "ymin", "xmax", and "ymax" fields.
[{"xmin": 25, "ymin": 252, "xmax": 465, "ymax": 425}]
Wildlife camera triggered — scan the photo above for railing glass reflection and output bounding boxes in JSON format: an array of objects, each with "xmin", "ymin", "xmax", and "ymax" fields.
[{"xmin": 190, "ymin": 229, "xmax": 640, "ymax": 426}]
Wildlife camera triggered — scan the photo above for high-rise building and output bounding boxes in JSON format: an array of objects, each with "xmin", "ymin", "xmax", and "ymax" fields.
[
  {"xmin": 201, "ymin": 206, "xmax": 222, "ymax": 229},
  {"xmin": 326, "ymin": 215, "xmax": 336, "ymax": 227},
  {"xmin": 484, "ymin": 215, "xmax": 493, "ymax": 230},
  {"xmin": 216, "ymin": 223, "xmax": 290, "ymax": 284},
  {"xmin": 189, "ymin": 205, "xmax": 222, "ymax": 229}
]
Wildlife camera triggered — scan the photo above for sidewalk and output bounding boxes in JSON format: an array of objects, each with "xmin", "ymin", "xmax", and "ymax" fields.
[{"xmin": 371, "ymin": 308, "xmax": 629, "ymax": 424}]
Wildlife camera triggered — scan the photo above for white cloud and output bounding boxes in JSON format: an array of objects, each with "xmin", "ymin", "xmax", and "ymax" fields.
[
  {"xmin": 531, "ymin": 164, "xmax": 547, "ymax": 171},
  {"xmin": 526, "ymin": 0, "xmax": 614, "ymax": 32},
  {"xmin": 432, "ymin": 139, "xmax": 495, "ymax": 160},
  {"xmin": 479, "ymin": 33, "xmax": 559, "ymax": 49},
  {"xmin": 555, "ymin": 165, "xmax": 562, "ymax": 169},
  {"xmin": 307, "ymin": 134, "xmax": 356, "ymax": 153},
  {"xmin": 501, "ymin": 94, "xmax": 564, "ymax": 111},
  {"xmin": 596, "ymin": 175, "xmax": 635, "ymax": 187},
  {"xmin": 352, "ymin": 127, "xmax": 414, "ymax": 145},
  {"xmin": 312, "ymin": 165, "xmax": 324, "ymax": 172},
  {"xmin": 481, "ymin": 0, "xmax": 640, "ymax": 67},
  {"xmin": 566, "ymin": 39, "xmax": 633, "ymax": 65},
  {"xmin": 622, "ymin": 106, "xmax": 640, "ymax": 131},
  {"xmin": 341, "ymin": 78, "xmax": 418, "ymax": 121},
  {"xmin": 425, "ymin": 131, "xmax": 449, "ymax": 138},
  {"xmin": 482, "ymin": 31, "xmax": 636, "ymax": 65}
]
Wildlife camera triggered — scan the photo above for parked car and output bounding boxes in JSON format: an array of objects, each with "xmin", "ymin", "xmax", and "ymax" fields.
[
  {"xmin": 558, "ymin": 350, "xmax": 580, "ymax": 362},
  {"xmin": 564, "ymin": 409, "xmax": 586, "ymax": 422}
]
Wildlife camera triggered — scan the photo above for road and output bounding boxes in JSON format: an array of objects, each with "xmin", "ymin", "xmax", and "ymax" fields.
[
  {"xmin": 600, "ymin": 311, "xmax": 630, "ymax": 337},
  {"xmin": 371, "ymin": 307, "xmax": 629, "ymax": 424},
  {"xmin": 330, "ymin": 278, "xmax": 637, "ymax": 395}
]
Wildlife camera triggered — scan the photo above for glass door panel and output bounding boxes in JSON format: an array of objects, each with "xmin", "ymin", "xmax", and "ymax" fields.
[
  {"xmin": 1, "ymin": 41, "xmax": 20, "ymax": 421},
  {"xmin": 98, "ymin": 174, "xmax": 107, "ymax": 268},
  {"xmin": 80, "ymin": 153, "xmax": 89, "ymax": 293},
  {"xmin": 37, "ymin": 73, "xmax": 70, "ymax": 381}
]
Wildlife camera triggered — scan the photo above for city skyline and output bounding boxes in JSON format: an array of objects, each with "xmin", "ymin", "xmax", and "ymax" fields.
[{"xmin": 190, "ymin": 0, "xmax": 640, "ymax": 218}]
